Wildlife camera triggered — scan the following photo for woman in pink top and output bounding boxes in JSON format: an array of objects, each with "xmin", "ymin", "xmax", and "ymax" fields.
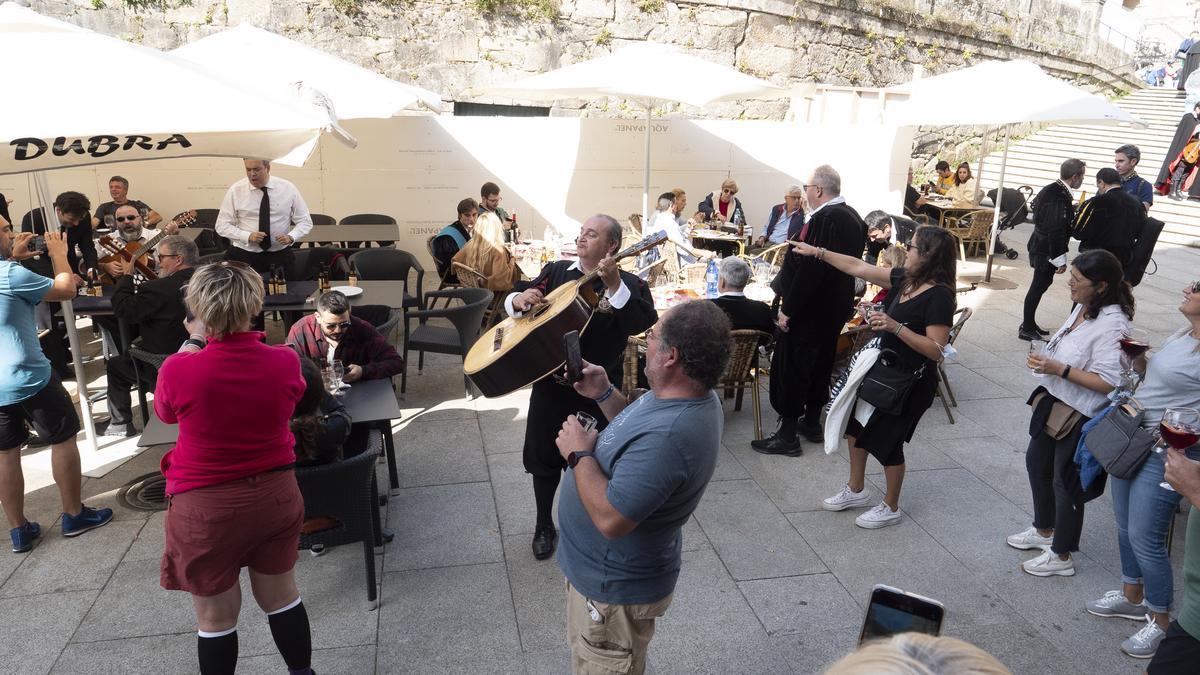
[{"xmin": 155, "ymin": 261, "xmax": 312, "ymax": 675}]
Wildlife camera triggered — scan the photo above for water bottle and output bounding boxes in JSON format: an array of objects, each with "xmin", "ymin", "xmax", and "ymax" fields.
[{"xmin": 705, "ymin": 258, "xmax": 719, "ymax": 298}]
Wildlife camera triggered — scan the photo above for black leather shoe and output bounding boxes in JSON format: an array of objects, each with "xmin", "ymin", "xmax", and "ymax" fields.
[
  {"xmin": 1017, "ymin": 325, "xmax": 1040, "ymax": 341},
  {"xmin": 532, "ymin": 523, "xmax": 557, "ymax": 560},
  {"xmin": 799, "ymin": 422, "xmax": 824, "ymax": 444},
  {"xmin": 1034, "ymin": 325, "xmax": 1050, "ymax": 336},
  {"xmin": 751, "ymin": 433, "xmax": 802, "ymax": 456}
]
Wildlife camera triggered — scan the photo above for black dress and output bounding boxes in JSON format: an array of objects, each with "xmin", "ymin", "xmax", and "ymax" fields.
[{"xmin": 847, "ymin": 268, "xmax": 954, "ymax": 466}]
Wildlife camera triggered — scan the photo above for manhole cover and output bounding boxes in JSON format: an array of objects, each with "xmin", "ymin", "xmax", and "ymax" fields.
[{"xmin": 118, "ymin": 472, "xmax": 168, "ymax": 511}]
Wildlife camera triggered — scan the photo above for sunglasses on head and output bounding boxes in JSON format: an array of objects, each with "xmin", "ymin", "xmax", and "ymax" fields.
[{"xmin": 115, "ymin": 215, "xmax": 139, "ymax": 222}]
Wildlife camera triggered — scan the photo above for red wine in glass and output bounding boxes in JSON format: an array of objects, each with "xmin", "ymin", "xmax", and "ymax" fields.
[
  {"xmin": 1119, "ymin": 338, "xmax": 1150, "ymax": 358},
  {"xmin": 1160, "ymin": 422, "xmax": 1200, "ymax": 450}
]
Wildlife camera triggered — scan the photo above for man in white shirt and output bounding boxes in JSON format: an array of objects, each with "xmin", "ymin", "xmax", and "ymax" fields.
[
  {"xmin": 215, "ymin": 159, "xmax": 313, "ymax": 276},
  {"xmin": 648, "ymin": 192, "xmax": 709, "ymax": 267}
]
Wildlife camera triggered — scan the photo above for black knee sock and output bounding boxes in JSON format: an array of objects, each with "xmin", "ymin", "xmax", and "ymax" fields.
[
  {"xmin": 778, "ymin": 417, "xmax": 798, "ymax": 441},
  {"xmin": 267, "ymin": 598, "xmax": 312, "ymax": 673},
  {"xmin": 197, "ymin": 629, "xmax": 238, "ymax": 675},
  {"xmin": 533, "ymin": 474, "xmax": 561, "ymax": 527}
]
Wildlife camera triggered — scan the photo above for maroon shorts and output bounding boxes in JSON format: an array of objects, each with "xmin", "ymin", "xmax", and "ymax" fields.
[{"xmin": 161, "ymin": 469, "xmax": 303, "ymax": 596}]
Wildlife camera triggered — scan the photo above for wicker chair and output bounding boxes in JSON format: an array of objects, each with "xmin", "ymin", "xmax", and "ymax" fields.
[
  {"xmin": 661, "ymin": 242, "xmax": 682, "ymax": 281},
  {"xmin": 946, "ymin": 209, "xmax": 994, "ymax": 260},
  {"xmin": 622, "ymin": 336, "xmax": 647, "ymax": 394},
  {"xmin": 754, "ymin": 242, "xmax": 789, "ymax": 267},
  {"xmin": 715, "ymin": 329, "xmax": 770, "ymax": 440},
  {"xmin": 295, "ymin": 444, "xmax": 382, "ymax": 605},
  {"xmin": 681, "ymin": 262, "xmax": 708, "ymax": 286},
  {"xmin": 128, "ymin": 343, "xmax": 170, "ymax": 426},
  {"xmin": 638, "ymin": 257, "xmax": 668, "ymax": 286},
  {"xmin": 627, "ymin": 213, "xmax": 643, "ymax": 235},
  {"xmin": 934, "ymin": 307, "xmax": 973, "ymax": 423},
  {"xmin": 451, "ymin": 261, "xmax": 507, "ymax": 328}
]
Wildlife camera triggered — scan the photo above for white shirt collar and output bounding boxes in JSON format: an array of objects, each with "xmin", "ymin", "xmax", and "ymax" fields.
[{"xmin": 805, "ymin": 195, "xmax": 846, "ymax": 222}]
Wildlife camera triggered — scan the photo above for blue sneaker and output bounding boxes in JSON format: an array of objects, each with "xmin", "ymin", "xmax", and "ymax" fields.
[
  {"xmin": 61, "ymin": 505, "xmax": 113, "ymax": 538},
  {"xmin": 11, "ymin": 520, "xmax": 42, "ymax": 553}
]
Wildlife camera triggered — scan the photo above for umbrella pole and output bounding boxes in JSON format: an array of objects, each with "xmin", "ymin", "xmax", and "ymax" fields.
[
  {"xmin": 984, "ymin": 124, "xmax": 1011, "ymax": 283},
  {"xmin": 643, "ymin": 105, "xmax": 651, "ymax": 226},
  {"xmin": 33, "ymin": 171, "xmax": 96, "ymax": 453}
]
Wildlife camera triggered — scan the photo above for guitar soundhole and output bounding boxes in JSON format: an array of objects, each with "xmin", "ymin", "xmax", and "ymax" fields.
[{"xmin": 531, "ymin": 304, "xmax": 550, "ymax": 319}]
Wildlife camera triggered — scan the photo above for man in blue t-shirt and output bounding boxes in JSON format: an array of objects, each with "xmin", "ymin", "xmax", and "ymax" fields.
[
  {"xmin": 1115, "ymin": 144, "xmax": 1154, "ymax": 211},
  {"xmin": 554, "ymin": 300, "xmax": 731, "ymax": 672},
  {"xmin": 0, "ymin": 222, "xmax": 112, "ymax": 554}
]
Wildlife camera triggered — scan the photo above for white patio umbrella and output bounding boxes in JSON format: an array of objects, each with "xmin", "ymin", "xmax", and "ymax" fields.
[
  {"xmin": 479, "ymin": 42, "xmax": 788, "ymax": 222},
  {"xmin": 0, "ymin": 2, "xmax": 349, "ymax": 453},
  {"xmin": 891, "ymin": 59, "xmax": 1147, "ymax": 282},
  {"xmin": 172, "ymin": 23, "xmax": 445, "ymax": 119}
]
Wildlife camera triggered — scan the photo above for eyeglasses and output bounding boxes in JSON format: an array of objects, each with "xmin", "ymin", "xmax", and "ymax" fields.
[
  {"xmin": 158, "ymin": 253, "xmax": 180, "ymax": 260},
  {"xmin": 323, "ymin": 321, "xmax": 352, "ymax": 331},
  {"xmin": 802, "ymin": 184, "xmax": 820, "ymax": 191},
  {"xmin": 722, "ymin": 189, "xmax": 736, "ymax": 195},
  {"xmin": 115, "ymin": 215, "xmax": 139, "ymax": 222}
]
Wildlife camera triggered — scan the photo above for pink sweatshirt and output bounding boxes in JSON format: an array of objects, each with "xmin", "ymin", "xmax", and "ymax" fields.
[{"xmin": 155, "ymin": 331, "xmax": 305, "ymax": 494}]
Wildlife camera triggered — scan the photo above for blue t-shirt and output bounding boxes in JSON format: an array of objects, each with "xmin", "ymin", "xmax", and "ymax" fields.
[
  {"xmin": 1121, "ymin": 175, "xmax": 1153, "ymax": 207},
  {"xmin": 557, "ymin": 391, "xmax": 722, "ymax": 604},
  {"xmin": 0, "ymin": 261, "xmax": 54, "ymax": 405}
]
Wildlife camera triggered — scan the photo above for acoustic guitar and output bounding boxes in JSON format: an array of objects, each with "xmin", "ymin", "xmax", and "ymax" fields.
[
  {"xmin": 95, "ymin": 209, "xmax": 197, "ymax": 283},
  {"xmin": 1183, "ymin": 137, "xmax": 1200, "ymax": 165},
  {"xmin": 464, "ymin": 231, "xmax": 667, "ymax": 398}
]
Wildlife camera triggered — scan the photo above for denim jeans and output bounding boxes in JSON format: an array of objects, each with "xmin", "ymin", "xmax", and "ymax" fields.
[{"xmin": 1110, "ymin": 452, "xmax": 1184, "ymax": 613}]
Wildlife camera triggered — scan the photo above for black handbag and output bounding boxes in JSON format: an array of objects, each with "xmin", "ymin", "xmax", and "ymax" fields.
[
  {"xmin": 1084, "ymin": 403, "xmax": 1155, "ymax": 479},
  {"xmin": 857, "ymin": 348, "xmax": 926, "ymax": 416}
]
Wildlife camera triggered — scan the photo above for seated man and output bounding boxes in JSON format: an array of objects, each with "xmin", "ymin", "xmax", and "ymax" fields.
[
  {"xmin": 286, "ymin": 291, "xmax": 404, "ymax": 455},
  {"xmin": 648, "ymin": 192, "xmax": 709, "ymax": 266},
  {"xmin": 92, "ymin": 175, "xmax": 162, "ymax": 229},
  {"xmin": 710, "ymin": 257, "xmax": 774, "ymax": 345},
  {"xmin": 750, "ymin": 185, "xmax": 805, "ymax": 253},
  {"xmin": 108, "ymin": 204, "xmax": 157, "ymax": 265},
  {"xmin": 432, "ymin": 198, "xmax": 476, "ymax": 284},
  {"xmin": 99, "ymin": 235, "xmax": 197, "ymax": 437}
]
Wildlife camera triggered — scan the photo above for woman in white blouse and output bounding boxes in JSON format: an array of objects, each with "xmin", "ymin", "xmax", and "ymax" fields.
[
  {"xmin": 1008, "ymin": 249, "xmax": 1133, "ymax": 577},
  {"xmin": 944, "ymin": 162, "xmax": 980, "ymax": 207}
]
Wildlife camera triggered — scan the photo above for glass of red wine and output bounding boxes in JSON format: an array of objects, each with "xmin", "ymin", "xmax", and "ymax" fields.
[
  {"xmin": 1155, "ymin": 407, "xmax": 1200, "ymax": 491},
  {"xmin": 1116, "ymin": 328, "xmax": 1150, "ymax": 396}
]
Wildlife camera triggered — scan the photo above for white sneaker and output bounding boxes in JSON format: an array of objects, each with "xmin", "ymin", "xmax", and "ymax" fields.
[
  {"xmin": 1006, "ymin": 526, "xmax": 1053, "ymax": 551},
  {"xmin": 1121, "ymin": 615, "xmax": 1167, "ymax": 659},
  {"xmin": 822, "ymin": 485, "xmax": 873, "ymax": 512},
  {"xmin": 1020, "ymin": 550, "xmax": 1075, "ymax": 577},
  {"xmin": 855, "ymin": 502, "xmax": 903, "ymax": 529},
  {"xmin": 1086, "ymin": 590, "xmax": 1147, "ymax": 620}
]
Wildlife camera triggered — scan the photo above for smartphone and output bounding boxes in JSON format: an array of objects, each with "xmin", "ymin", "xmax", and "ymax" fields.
[
  {"xmin": 31, "ymin": 235, "xmax": 46, "ymax": 253},
  {"xmin": 859, "ymin": 584, "xmax": 945, "ymax": 644},
  {"xmin": 563, "ymin": 330, "xmax": 583, "ymax": 383}
]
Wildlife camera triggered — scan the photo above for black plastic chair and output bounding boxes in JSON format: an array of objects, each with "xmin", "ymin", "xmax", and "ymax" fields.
[
  {"xmin": 191, "ymin": 208, "xmax": 220, "ymax": 229},
  {"xmin": 347, "ymin": 249, "xmax": 424, "ymax": 311},
  {"xmin": 339, "ymin": 213, "xmax": 396, "ymax": 248},
  {"xmin": 402, "ymin": 287, "xmax": 491, "ymax": 395},
  {"xmin": 295, "ymin": 441, "xmax": 383, "ymax": 606},
  {"xmin": 311, "ymin": 213, "xmax": 337, "ymax": 226},
  {"xmin": 292, "ymin": 247, "xmax": 350, "ymax": 282},
  {"xmin": 128, "ymin": 343, "xmax": 170, "ymax": 426}
]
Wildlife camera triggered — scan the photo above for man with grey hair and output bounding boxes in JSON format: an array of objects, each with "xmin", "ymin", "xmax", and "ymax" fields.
[
  {"xmin": 711, "ymin": 257, "xmax": 775, "ymax": 342},
  {"xmin": 649, "ymin": 192, "xmax": 708, "ymax": 265},
  {"xmin": 1114, "ymin": 144, "xmax": 1153, "ymax": 211},
  {"xmin": 755, "ymin": 164, "xmax": 867, "ymax": 455},
  {"xmin": 507, "ymin": 214, "xmax": 658, "ymax": 561},
  {"xmin": 752, "ymin": 184, "xmax": 805, "ymax": 251},
  {"xmin": 99, "ymin": 234, "xmax": 198, "ymax": 437}
]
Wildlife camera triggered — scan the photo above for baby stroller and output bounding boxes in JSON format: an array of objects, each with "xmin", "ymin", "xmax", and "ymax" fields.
[{"xmin": 985, "ymin": 186, "xmax": 1030, "ymax": 260}]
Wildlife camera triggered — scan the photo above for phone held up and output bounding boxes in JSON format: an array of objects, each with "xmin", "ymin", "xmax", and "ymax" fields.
[
  {"xmin": 563, "ymin": 330, "xmax": 583, "ymax": 384},
  {"xmin": 859, "ymin": 584, "xmax": 945, "ymax": 645}
]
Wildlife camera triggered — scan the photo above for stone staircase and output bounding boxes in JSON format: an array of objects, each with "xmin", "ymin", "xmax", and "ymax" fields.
[{"xmin": 980, "ymin": 87, "xmax": 1199, "ymax": 247}]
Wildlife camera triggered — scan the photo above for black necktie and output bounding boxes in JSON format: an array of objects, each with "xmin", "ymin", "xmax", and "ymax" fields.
[{"xmin": 258, "ymin": 186, "xmax": 271, "ymax": 251}]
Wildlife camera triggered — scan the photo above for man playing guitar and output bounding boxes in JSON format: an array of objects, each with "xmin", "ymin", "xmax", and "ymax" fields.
[{"xmin": 505, "ymin": 214, "xmax": 657, "ymax": 561}]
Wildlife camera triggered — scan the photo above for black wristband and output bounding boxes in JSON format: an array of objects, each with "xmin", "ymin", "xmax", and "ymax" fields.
[
  {"xmin": 182, "ymin": 338, "xmax": 206, "ymax": 351},
  {"xmin": 1061, "ymin": 364, "xmax": 1071, "ymax": 380}
]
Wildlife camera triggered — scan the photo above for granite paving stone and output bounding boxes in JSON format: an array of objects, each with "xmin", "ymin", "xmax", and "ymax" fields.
[
  {"xmin": 395, "ymin": 414, "xmax": 489, "ymax": 487},
  {"xmin": 501, "ymin": 534, "xmax": 566, "ymax": 653},
  {"xmin": 738, "ymin": 573, "xmax": 862, "ymax": 637},
  {"xmin": 0, "ymin": 520, "xmax": 140, "ymax": 598},
  {"xmin": 385, "ymin": 481, "xmax": 502, "ymax": 571},
  {"xmin": 51, "ymin": 633, "xmax": 197, "ymax": 674},
  {"xmin": 0, "ymin": 590, "xmax": 97, "ymax": 675}
]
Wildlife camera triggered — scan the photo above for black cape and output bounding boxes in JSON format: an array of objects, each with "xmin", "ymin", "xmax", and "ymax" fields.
[
  {"xmin": 1181, "ymin": 41, "xmax": 1200, "ymax": 91},
  {"xmin": 1154, "ymin": 112, "xmax": 1200, "ymax": 198}
]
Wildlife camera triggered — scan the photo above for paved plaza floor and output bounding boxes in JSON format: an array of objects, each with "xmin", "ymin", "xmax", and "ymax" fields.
[{"xmin": 2, "ymin": 222, "xmax": 1198, "ymax": 674}]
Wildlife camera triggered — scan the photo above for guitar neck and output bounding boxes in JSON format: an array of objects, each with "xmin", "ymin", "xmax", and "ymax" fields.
[
  {"xmin": 573, "ymin": 231, "xmax": 669, "ymax": 284},
  {"xmin": 127, "ymin": 230, "xmax": 166, "ymax": 260}
]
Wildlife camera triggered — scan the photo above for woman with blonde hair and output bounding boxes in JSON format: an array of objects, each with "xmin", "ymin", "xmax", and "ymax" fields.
[
  {"xmin": 825, "ymin": 633, "xmax": 1011, "ymax": 675},
  {"xmin": 698, "ymin": 178, "xmax": 746, "ymax": 224},
  {"xmin": 155, "ymin": 261, "xmax": 313, "ymax": 675},
  {"xmin": 452, "ymin": 211, "xmax": 519, "ymax": 292}
]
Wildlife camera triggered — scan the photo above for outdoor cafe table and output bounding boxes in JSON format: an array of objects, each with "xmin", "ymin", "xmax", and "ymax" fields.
[
  {"xmin": 137, "ymin": 376, "xmax": 404, "ymax": 490},
  {"xmin": 922, "ymin": 197, "xmax": 976, "ymax": 228},
  {"xmin": 691, "ymin": 228, "xmax": 745, "ymax": 258}
]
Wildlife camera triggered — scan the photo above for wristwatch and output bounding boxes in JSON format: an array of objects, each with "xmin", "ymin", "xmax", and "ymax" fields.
[{"xmin": 567, "ymin": 451, "xmax": 595, "ymax": 468}]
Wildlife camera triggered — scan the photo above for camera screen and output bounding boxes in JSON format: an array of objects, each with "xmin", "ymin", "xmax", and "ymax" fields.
[{"xmin": 861, "ymin": 600, "xmax": 941, "ymax": 640}]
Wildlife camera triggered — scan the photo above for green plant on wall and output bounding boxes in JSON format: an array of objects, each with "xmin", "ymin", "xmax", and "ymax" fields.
[
  {"xmin": 637, "ymin": 0, "xmax": 664, "ymax": 13},
  {"xmin": 595, "ymin": 27, "xmax": 612, "ymax": 46},
  {"xmin": 333, "ymin": 0, "xmax": 410, "ymax": 16},
  {"xmin": 472, "ymin": 0, "xmax": 557, "ymax": 21}
]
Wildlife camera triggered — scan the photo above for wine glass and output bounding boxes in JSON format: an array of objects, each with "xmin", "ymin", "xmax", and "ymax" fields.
[
  {"xmin": 1116, "ymin": 328, "xmax": 1150, "ymax": 398},
  {"xmin": 1154, "ymin": 407, "xmax": 1200, "ymax": 491},
  {"xmin": 576, "ymin": 412, "xmax": 598, "ymax": 433},
  {"xmin": 102, "ymin": 214, "xmax": 115, "ymax": 230},
  {"xmin": 329, "ymin": 359, "xmax": 346, "ymax": 393}
]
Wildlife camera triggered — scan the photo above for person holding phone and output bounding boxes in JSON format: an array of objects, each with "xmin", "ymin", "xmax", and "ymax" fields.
[
  {"xmin": 554, "ymin": 300, "xmax": 730, "ymax": 674},
  {"xmin": 154, "ymin": 261, "xmax": 313, "ymax": 675},
  {"xmin": 1008, "ymin": 250, "xmax": 1130, "ymax": 577}
]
